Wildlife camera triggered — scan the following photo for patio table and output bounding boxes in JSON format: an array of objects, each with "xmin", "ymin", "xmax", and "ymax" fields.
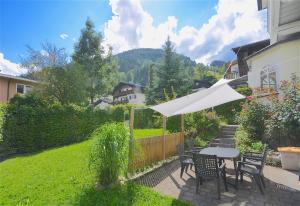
[{"xmin": 200, "ymin": 147, "xmax": 240, "ymax": 188}]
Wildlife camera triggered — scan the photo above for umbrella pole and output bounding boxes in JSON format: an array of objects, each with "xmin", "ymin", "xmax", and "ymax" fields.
[
  {"xmin": 163, "ymin": 116, "xmax": 167, "ymax": 160},
  {"xmin": 181, "ymin": 114, "xmax": 184, "ymax": 143}
]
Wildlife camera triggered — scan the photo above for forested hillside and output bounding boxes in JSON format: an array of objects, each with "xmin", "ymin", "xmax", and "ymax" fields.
[{"xmin": 115, "ymin": 48, "xmax": 197, "ymax": 85}]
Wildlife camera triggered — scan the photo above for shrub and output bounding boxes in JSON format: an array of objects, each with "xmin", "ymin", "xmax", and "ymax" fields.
[
  {"xmin": 236, "ymin": 98, "xmax": 269, "ymax": 140},
  {"xmin": 185, "ymin": 111, "xmax": 220, "ymax": 143},
  {"xmin": 265, "ymin": 74, "xmax": 300, "ymax": 147},
  {"xmin": 89, "ymin": 123, "xmax": 130, "ymax": 186},
  {"xmin": 109, "ymin": 104, "xmax": 132, "ymax": 122},
  {"xmin": 215, "ymin": 86, "xmax": 252, "ymax": 124},
  {"xmin": 0, "ymin": 104, "xmax": 6, "ymax": 141},
  {"xmin": 133, "ymin": 108, "xmax": 156, "ymax": 129},
  {"xmin": 2, "ymin": 94, "xmax": 113, "ymax": 153},
  {"xmin": 234, "ymin": 128, "xmax": 263, "ymax": 154},
  {"xmin": 193, "ymin": 137, "xmax": 208, "ymax": 147}
]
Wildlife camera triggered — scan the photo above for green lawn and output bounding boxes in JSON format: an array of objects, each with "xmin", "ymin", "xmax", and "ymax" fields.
[
  {"xmin": 134, "ymin": 129, "xmax": 169, "ymax": 139},
  {"xmin": 0, "ymin": 139, "xmax": 190, "ymax": 206}
]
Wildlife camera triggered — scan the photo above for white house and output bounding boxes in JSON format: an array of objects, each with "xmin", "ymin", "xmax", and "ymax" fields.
[
  {"xmin": 246, "ymin": 0, "xmax": 300, "ymax": 95},
  {"xmin": 112, "ymin": 82, "xmax": 146, "ymax": 105}
]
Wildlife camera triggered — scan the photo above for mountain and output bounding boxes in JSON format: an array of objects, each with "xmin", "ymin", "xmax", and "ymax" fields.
[
  {"xmin": 115, "ymin": 48, "xmax": 196, "ymax": 73},
  {"xmin": 210, "ymin": 60, "xmax": 227, "ymax": 67}
]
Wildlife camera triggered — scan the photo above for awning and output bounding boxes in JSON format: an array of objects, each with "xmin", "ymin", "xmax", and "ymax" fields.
[{"xmin": 150, "ymin": 82, "xmax": 245, "ymax": 117}]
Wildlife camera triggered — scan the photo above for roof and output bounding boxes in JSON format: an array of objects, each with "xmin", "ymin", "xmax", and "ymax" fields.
[
  {"xmin": 0, "ymin": 73, "xmax": 39, "ymax": 84},
  {"xmin": 113, "ymin": 81, "xmax": 145, "ymax": 93},
  {"xmin": 245, "ymin": 34, "xmax": 300, "ymax": 61},
  {"xmin": 232, "ymin": 39, "xmax": 270, "ymax": 53}
]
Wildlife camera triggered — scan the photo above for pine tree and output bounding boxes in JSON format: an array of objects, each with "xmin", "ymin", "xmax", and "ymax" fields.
[
  {"xmin": 73, "ymin": 18, "xmax": 118, "ymax": 104},
  {"xmin": 146, "ymin": 37, "xmax": 191, "ymax": 104}
]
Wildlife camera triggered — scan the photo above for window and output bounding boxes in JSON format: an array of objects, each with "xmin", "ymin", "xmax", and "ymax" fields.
[
  {"xmin": 260, "ymin": 65, "xmax": 277, "ymax": 92},
  {"xmin": 16, "ymin": 84, "xmax": 33, "ymax": 94},
  {"xmin": 25, "ymin": 85, "xmax": 32, "ymax": 93},
  {"xmin": 16, "ymin": 84, "xmax": 25, "ymax": 94}
]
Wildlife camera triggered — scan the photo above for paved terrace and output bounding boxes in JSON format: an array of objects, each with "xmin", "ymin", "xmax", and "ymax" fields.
[{"xmin": 134, "ymin": 160, "xmax": 300, "ymax": 206}]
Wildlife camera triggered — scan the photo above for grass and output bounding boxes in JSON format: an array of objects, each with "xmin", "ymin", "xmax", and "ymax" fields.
[
  {"xmin": 134, "ymin": 128, "xmax": 169, "ymax": 139},
  {"xmin": 0, "ymin": 139, "xmax": 189, "ymax": 206}
]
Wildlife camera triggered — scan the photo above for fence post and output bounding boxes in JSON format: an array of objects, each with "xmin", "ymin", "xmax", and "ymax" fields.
[
  {"xmin": 163, "ymin": 115, "xmax": 167, "ymax": 160},
  {"xmin": 181, "ymin": 114, "xmax": 185, "ymax": 143}
]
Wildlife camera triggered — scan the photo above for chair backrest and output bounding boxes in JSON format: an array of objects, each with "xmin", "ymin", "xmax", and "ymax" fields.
[
  {"xmin": 186, "ymin": 138, "xmax": 194, "ymax": 150},
  {"xmin": 176, "ymin": 144, "xmax": 187, "ymax": 163},
  {"xmin": 176, "ymin": 144, "xmax": 185, "ymax": 156},
  {"xmin": 259, "ymin": 144, "xmax": 268, "ymax": 173},
  {"xmin": 193, "ymin": 153, "xmax": 219, "ymax": 178}
]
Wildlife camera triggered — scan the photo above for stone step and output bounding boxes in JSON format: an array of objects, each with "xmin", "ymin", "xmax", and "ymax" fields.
[
  {"xmin": 222, "ymin": 125, "xmax": 239, "ymax": 128},
  {"xmin": 221, "ymin": 127, "xmax": 238, "ymax": 132},
  {"xmin": 218, "ymin": 133, "xmax": 234, "ymax": 139},
  {"xmin": 209, "ymin": 143, "xmax": 235, "ymax": 148},
  {"xmin": 211, "ymin": 138, "xmax": 234, "ymax": 144},
  {"xmin": 220, "ymin": 130, "xmax": 236, "ymax": 135}
]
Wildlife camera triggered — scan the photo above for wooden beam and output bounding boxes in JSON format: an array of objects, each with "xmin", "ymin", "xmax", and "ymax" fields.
[
  {"xmin": 162, "ymin": 116, "xmax": 167, "ymax": 160},
  {"xmin": 129, "ymin": 107, "xmax": 134, "ymax": 139}
]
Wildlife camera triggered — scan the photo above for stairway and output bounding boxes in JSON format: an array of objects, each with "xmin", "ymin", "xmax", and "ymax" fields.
[{"xmin": 209, "ymin": 125, "xmax": 239, "ymax": 148}]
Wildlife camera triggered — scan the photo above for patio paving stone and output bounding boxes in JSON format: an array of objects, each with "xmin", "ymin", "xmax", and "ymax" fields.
[{"xmin": 134, "ymin": 159, "xmax": 300, "ymax": 206}]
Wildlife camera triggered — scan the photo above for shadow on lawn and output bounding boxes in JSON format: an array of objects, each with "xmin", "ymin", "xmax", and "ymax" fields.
[
  {"xmin": 73, "ymin": 182, "xmax": 190, "ymax": 206},
  {"xmin": 73, "ymin": 183, "xmax": 144, "ymax": 206}
]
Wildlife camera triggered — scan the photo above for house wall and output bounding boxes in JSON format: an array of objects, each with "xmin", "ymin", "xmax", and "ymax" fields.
[
  {"xmin": 0, "ymin": 78, "xmax": 9, "ymax": 103},
  {"xmin": 267, "ymin": 0, "xmax": 300, "ymax": 44},
  {"xmin": 115, "ymin": 92, "xmax": 145, "ymax": 105},
  {"xmin": 0, "ymin": 77, "xmax": 36, "ymax": 103},
  {"xmin": 247, "ymin": 39, "xmax": 300, "ymax": 94}
]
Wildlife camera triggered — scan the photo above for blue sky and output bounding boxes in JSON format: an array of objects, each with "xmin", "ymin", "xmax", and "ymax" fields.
[{"xmin": 0, "ymin": 0, "xmax": 268, "ymax": 75}]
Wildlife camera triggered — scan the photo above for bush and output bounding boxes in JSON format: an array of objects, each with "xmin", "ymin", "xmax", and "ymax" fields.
[
  {"xmin": 0, "ymin": 104, "xmax": 6, "ymax": 141},
  {"xmin": 236, "ymin": 98, "xmax": 269, "ymax": 140},
  {"xmin": 265, "ymin": 74, "xmax": 300, "ymax": 147},
  {"xmin": 108, "ymin": 104, "xmax": 132, "ymax": 122},
  {"xmin": 89, "ymin": 123, "xmax": 130, "ymax": 186},
  {"xmin": 133, "ymin": 108, "xmax": 156, "ymax": 129},
  {"xmin": 215, "ymin": 86, "xmax": 252, "ymax": 124},
  {"xmin": 2, "ymin": 94, "xmax": 114, "ymax": 153},
  {"xmin": 185, "ymin": 111, "xmax": 220, "ymax": 143},
  {"xmin": 234, "ymin": 128, "xmax": 263, "ymax": 154}
]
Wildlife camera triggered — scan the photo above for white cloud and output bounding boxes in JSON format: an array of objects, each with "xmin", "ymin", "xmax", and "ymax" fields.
[
  {"xmin": 60, "ymin": 33, "xmax": 69, "ymax": 40},
  {"xmin": 104, "ymin": 0, "xmax": 269, "ymax": 64},
  {"xmin": 0, "ymin": 53, "xmax": 27, "ymax": 76}
]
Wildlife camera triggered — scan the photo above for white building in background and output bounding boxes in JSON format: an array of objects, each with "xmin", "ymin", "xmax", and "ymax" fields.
[
  {"xmin": 246, "ymin": 0, "xmax": 300, "ymax": 95},
  {"xmin": 112, "ymin": 82, "xmax": 145, "ymax": 105}
]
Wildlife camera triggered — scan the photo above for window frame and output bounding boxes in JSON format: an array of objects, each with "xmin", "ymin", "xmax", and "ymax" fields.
[
  {"xmin": 16, "ymin": 83, "xmax": 32, "ymax": 95},
  {"xmin": 260, "ymin": 65, "xmax": 278, "ymax": 93}
]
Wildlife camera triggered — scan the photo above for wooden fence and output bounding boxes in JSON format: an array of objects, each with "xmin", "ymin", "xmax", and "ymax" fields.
[{"xmin": 129, "ymin": 132, "xmax": 184, "ymax": 170}]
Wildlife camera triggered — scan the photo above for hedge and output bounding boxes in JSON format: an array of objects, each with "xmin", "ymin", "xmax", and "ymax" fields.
[
  {"xmin": 0, "ymin": 104, "xmax": 6, "ymax": 141},
  {"xmin": 1, "ymin": 95, "xmax": 129, "ymax": 153}
]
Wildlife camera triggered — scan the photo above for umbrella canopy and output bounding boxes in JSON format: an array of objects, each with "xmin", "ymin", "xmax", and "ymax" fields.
[{"xmin": 150, "ymin": 83, "xmax": 245, "ymax": 117}]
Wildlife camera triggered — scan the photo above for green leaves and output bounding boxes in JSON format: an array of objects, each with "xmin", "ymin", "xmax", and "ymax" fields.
[
  {"xmin": 89, "ymin": 123, "xmax": 130, "ymax": 186},
  {"xmin": 73, "ymin": 18, "xmax": 118, "ymax": 104}
]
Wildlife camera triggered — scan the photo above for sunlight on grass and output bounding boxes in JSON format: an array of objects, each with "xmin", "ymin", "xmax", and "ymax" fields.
[
  {"xmin": 134, "ymin": 129, "xmax": 169, "ymax": 139},
  {"xmin": 0, "ymin": 139, "xmax": 188, "ymax": 206}
]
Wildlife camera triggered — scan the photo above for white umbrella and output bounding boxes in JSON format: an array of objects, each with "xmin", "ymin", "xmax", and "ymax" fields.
[{"xmin": 150, "ymin": 83, "xmax": 245, "ymax": 117}]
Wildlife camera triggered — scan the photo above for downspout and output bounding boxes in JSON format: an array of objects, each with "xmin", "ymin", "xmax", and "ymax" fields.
[{"xmin": 6, "ymin": 79, "xmax": 11, "ymax": 102}]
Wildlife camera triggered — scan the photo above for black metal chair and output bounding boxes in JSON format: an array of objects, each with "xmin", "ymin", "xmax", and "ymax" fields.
[
  {"xmin": 193, "ymin": 153, "xmax": 228, "ymax": 199},
  {"xmin": 176, "ymin": 144, "xmax": 193, "ymax": 178},
  {"xmin": 186, "ymin": 138, "xmax": 203, "ymax": 153},
  {"xmin": 238, "ymin": 144, "xmax": 268, "ymax": 194}
]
